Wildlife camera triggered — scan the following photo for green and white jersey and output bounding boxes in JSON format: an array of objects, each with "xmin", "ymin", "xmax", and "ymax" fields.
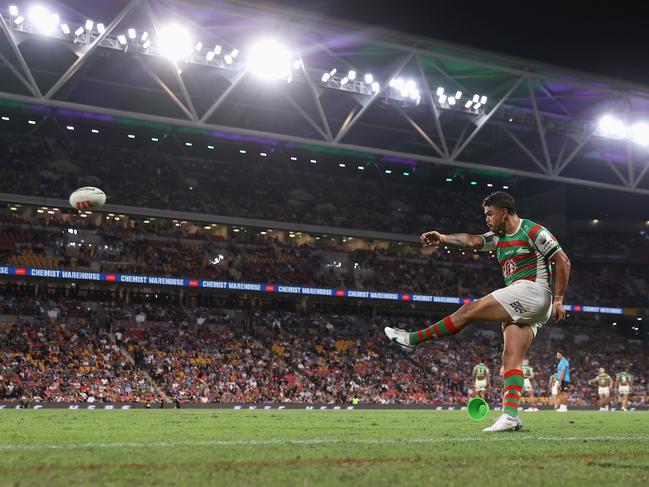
[
  {"xmin": 617, "ymin": 372, "xmax": 632, "ymax": 385},
  {"xmin": 522, "ymin": 364, "xmax": 534, "ymax": 379},
  {"xmin": 480, "ymin": 218, "xmax": 561, "ymax": 291},
  {"xmin": 594, "ymin": 373, "xmax": 612, "ymax": 387},
  {"xmin": 473, "ymin": 363, "xmax": 489, "ymax": 380},
  {"xmin": 550, "ymin": 373, "xmax": 559, "ymax": 385}
]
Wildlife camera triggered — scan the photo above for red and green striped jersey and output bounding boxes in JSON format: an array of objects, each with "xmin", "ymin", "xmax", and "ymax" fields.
[
  {"xmin": 480, "ymin": 218, "xmax": 561, "ymax": 290},
  {"xmin": 473, "ymin": 363, "xmax": 489, "ymax": 380},
  {"xmin": 617, "ymin": 372, "xmax": 632, "ymax": 385},
  {"xmin": 522, "ymin": 364, "xmax": 534, "ymax": 378}
]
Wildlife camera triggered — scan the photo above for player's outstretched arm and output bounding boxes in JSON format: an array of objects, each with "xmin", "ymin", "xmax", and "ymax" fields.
[
  {"xmin": 550, "ymin": 249, "xmax": 571, "ymax": 321},
  {"xmin": 420, "ymin": 231, "xmax": 483, "ymax": 249}
]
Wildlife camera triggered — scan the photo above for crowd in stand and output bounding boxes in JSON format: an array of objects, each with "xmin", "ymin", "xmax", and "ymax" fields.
[
  {"xmin": 1, "ymin": 295, "xmax": 647, "ymax": 407},
  {"xmin": 1, "ymin": 210, "xmax": 648, "ymax": 307}
]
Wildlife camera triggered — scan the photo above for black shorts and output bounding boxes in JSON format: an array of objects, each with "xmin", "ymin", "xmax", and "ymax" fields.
[{"xmin": 560, "ymin": 380, "xmax": 569, "ymax": 392}]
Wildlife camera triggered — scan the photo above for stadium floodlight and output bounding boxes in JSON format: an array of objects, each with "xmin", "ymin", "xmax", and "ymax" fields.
[
  {"xmin": 195, "ymin": 41, "xmax": 203, "ymax": 51},
  {"xmin": 142, "ymin": 39, "xmax": 151, "ymax": 49},
  {"xmin": 357, "ymin": 165, "xmax": 365, "ymax": 170},
  {"xmin": 371, "ymin": 81, "xmax": 380, "ymax": 93},
  {"xmin": 438, "ymin": 94, "xmax": 447, "ymax": 104},
  {"xmin": 28, "ymin": 120, "xmax": 36, "ymax": 124},
  {"xmin": 59, "ymin": 23, "xmax": 70, "ymax": 34},
  {"xmin": 9, "ymin": 5, "xmax": 19, "ymax": 16},
  {"xmin": 91, "ymin": 129, "xmax": 99, "ymax": 134},
  {"xmin": 599, "ymin": 115, "xmax": 627, "ymax": 139},
  {"xmin": 117, "ymin": 34, "xmax": 127, "ymax": 45},
  {"xmin": 141, "ymin": 31, "xmax": 149, "ymax": 41},
  {"xmin": 480, "ymin": 95, "xmax": 488, "ymax": 104},
  {"xmin": 29, "ymin": 5, "xmax": 58, "ymax": 34},
  {"xmin": 436, "ymin": 87, "xmax": 444, "ymax": 96},
  {"xmin": 127, "ymin": 134, "xmax": 135, "ymax": 139},
  {"xmin": 348, "ymin": 70, "xmax": 356, "ymax": 80},
  {"xmin": 97, "ymin": 23, "xmax": 105, "ymax": 34},
  {"xmin": 74, "ymin": 26, "xmax": 84, "ymax": 36},
  {"xmin": 455, "ymin": 91, "xmax": 462, "ymax": 99},
  {"xmin": 340, "ymin": 76, "xmax": 349, "ymax": 86},
  {"xmin": 448, "ymin": 96, "xmax": 456, "ymax": 105},
  {"xmin": 66, "ymin": 125, "xmax": 74, "ymax": 131},
  {"xmin": 14, "ymin": 15, "xmax": 24, "ymax": 25},
  {"xmin": 310, "ymin": 159, "xmax": 317, "ymax": 163},
  {"xmin": 338, "ymin": 163, "xmax": 346, "ymax": 167},
  {"xmin": 230, "ymin": 48, "xmax": 239, "ymax": 58},
  {"xmin": 293, "ymin": 59, "xmax": 301, "ymax": 70},
  {"xmin": 224, "ymin": 54, "xmax": 233, "ymax": 64},
  {"xmin": 630, "ymin": 122, "xmax": 649, "ymax": 146},
  {"xmin": 409, "ymin": 89, "xmax": 420, "ymax": 101},
  {"xmin": 157, "ymin": 24, "xmax": 193, "ymax": 60},
  {"xmin": 248, "ymin": 39, "xmax": 292, "ymax": 80},
  {"xmin": 473, "ymin": 102, "xmax": 482, "ymax": 110},
  {"xmin": 206, "ymin": 50, "xmax": 215, "ymax": 61},
  {"xmin": 503, "ymin": 185, "xmax": 509, "ymax": 189},
  {"xmin": 127, "ymin": 28, "xmax": 136, "ymax": 39},
  {"xmin": 472, "ymin": 94, "xmax": 480, "ymax": 103},
  {"xmin": 321, "ymin": 72, "xmax": 331, "ymax": 82},
  {"xmin": 364, "ymin": 73, "xmax": 373, "ymax": 84},
  {"xmin": 214, "ymin": 45, "xmax": 222, "ymax": 55},
  {"xmin": 1, "ymin": 116, "xmax": 9, "ymax": 121},
  {"xmin": 464, "ymin": 100, "xmax": 473, "ymax": 108},
  {"xmin": 290, "ymin": 156, "xmax": 297, "ymax": 161},
  {"xmin": 260, "ymin": 152, "xmax": 267, "ymax": 156},
  {"xmin": 85, "ymin": 20, "xmax": 94, "ymax": 31},
  {"xmin": 385, "ymin": 169, "xmax": 392, "ymax": 174}
]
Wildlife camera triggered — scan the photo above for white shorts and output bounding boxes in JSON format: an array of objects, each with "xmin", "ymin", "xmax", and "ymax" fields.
[
  {"xmin": 475, "ymin": 379, "xmax": 487, "ymax": 392},
  {"xmin": 619, "ymin": 385, "xmax": 630, "ymax": 395},
  {"xmin": 491, "ymin": 280, "xmax": 552, "ymax": 336},
  {"xmin": 523, "ymin": 379, "xmax": 533, "ymax": 392},
  {"xmin": 551, "ymin": 384, "xmax": 559, "ymax": 396},
  {"xmin": 598, "ymin": 387, "xmax": 610, "ymax": 396}
]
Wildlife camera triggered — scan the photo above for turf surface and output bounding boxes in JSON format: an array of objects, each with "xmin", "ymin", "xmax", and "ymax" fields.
[{"xmin": 0, "ymin": 409, "xmax": 648, "ymax": 486}]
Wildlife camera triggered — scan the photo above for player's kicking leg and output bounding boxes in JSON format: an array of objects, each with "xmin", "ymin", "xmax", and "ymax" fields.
[
  {"xmin": 384, "ymin": 294, "xmax": 511, "ymax": 351},
  {"xmin": 384, "ymin": 293, "xmax": 532, "ymax": 432}
]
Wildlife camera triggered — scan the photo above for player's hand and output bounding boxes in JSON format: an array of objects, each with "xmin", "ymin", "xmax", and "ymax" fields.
[
  {"xmin": 552, "ymin": 301, "xmax": 566, "ymax": 321},
  {"xmin": 420, "ymin": 231, "xmax": 445, "ymax": 247}
]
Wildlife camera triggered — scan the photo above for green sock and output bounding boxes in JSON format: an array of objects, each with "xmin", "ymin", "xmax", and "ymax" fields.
[
  {"xmin": 408, "ymin": 316, "xmax": 458, "ymax": 345},
  {"xmin": 503, "ymin": 369, "xmax": 524, "ymax": 417}
]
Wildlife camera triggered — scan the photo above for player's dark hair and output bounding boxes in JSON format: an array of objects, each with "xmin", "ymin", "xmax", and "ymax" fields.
[{"xmin": 483, "ymin": 192, "xmax": 516, "ymax": 215}]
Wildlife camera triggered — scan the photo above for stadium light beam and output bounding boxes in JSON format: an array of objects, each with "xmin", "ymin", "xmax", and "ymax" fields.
[
  {"xmin": 247, "ymin": 39, "xmax": 292, "ymax": 81},
  {"xmin": 157, "ymin": 24, "xmax": 193, "ymax": 60}
]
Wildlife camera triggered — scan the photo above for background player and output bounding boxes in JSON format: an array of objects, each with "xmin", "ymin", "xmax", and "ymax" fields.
[
  {"xmin": 556, "ymin": 351, "xmax": 570, "ymax": 412},
  {"xmin": 385, "ymin": 192, "xmax": 571, "ymax": 432},
  {"xmin": 615, "ymin": 370, "xmax": 633, "ymax": 411},
  {"xmin": 548, "ymin": 372, "xmax": 560, "ymax": 410},
  {"xmin": 521, "ymin": 358, "xmax": 539, "ymax": 411},
  {"xmin": 588, "ymin": 367, "xmax": 613, "ymax": 411},
  {"xmin": 472, "ymin": 361, "xmax": 491, "ymax": 399}
]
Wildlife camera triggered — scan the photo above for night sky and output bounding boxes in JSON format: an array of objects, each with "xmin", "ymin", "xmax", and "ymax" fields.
[{"xmin": 264, "ymin": 0, "xmax": 649, "ymax": 86}]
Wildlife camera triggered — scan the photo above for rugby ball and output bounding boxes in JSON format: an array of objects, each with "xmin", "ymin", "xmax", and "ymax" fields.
[{"xmin": 69, "ymin": 186, "xmax": 106, "ymax": 210}]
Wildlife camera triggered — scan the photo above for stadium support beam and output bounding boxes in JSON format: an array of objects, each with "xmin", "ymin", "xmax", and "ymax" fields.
[
  {"xmin": 632, "ymin": 157, "xmax": 649, "ymax": 188},
  {"xmin": 538, "ymin": 84, "xmax": 572, "ymax": 118},
  {"xmin": 0, "ymin": 15, "xmax": 42, "ymax": 98},
  {"xmin": 625, "ymin": 99, "xmax": 634, "ymax": 185},
  {"xmin": 199, "ymin": 69, "xmax": 248, "ymax": 123},
  {"xmin": 0, "ymin": 51, "xmax": 39, "ymax": 97},
  {"xmin": 44, "ymin": 0, "xmax": 143, "ymax": 100},
  {"xmin": 334, "ymin": 53, "xmax": 413, "ymax": 143},
  {"xmin": 1, "ymin": 90, "xmax": 647, "ymax": 195},
  {"xmin": 395, "ymin": 108, "xmax": 446, "ymax": 158},
  {"xmin": 555, "ymin": 131, "xmax": 595, "ymax": 175},
  {"xmin": 144, "ymin": 2, "xmax": 199, "ymax": 122},
  {"xmin": 528, "ymin": 78, "xmax": 553, "ymax": 173},
  {"xmin": 451, "ymin": 76, "xmax": 524, "ymax": 160},
  {"xmin": 501, "ymin": 126, "xmax": 550, "ymax": 174},
  {"xmin": 594, "ymin": 142, "xmax": 630, "ymax": 186},
  {"xmin": 416, "ymin": 54, "xmax": 449, "ymax": 157},
  {"xmin": 299, "ymin": 56, "xmax": 333, "ymax": 141},
  {"xmin": 138, "ymin": 58, "xmax": 198, "ymax": 121},
  {"xmin": 282, "ymin": 91, "xmax": 331, "ymax": 141}
]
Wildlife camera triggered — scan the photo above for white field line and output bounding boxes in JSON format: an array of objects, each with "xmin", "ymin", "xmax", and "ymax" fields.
[{"xmin": 0, "ymin": 436, "xmax": 648, "ymax": 451}]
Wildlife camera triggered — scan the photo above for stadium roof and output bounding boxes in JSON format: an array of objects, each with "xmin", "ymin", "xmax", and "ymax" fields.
[{"xmin": 1, "ymin": 0, "xmax": 649, "ymax": 195}]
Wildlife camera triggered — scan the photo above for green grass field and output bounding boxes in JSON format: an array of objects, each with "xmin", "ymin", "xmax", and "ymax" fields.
[{"xmin": 1, "ymin": 409, "xmax": 648, "ymax": 486}]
